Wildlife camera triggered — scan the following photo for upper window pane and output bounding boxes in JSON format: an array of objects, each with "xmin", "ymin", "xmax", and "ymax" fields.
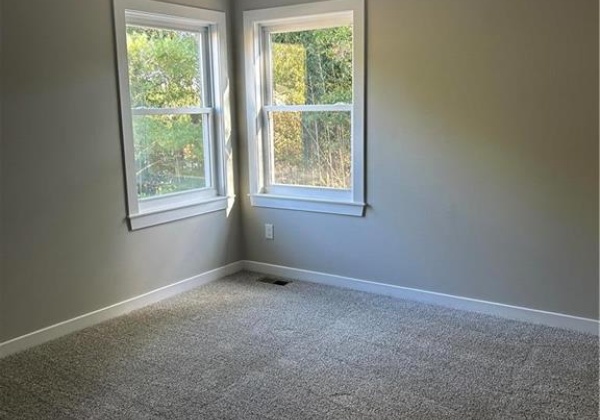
[
  {"xmin": 270, "ymin": 25, "xmax": 353, "ymax": 106},
  {"xmin": 126, "ymin": 26, "xmax": 204, "ymax": 108}
]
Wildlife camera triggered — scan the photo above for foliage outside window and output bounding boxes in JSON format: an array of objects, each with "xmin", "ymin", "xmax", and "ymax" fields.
[
  {"xmin": 244, "ymin": 0, "xmax": 365, "ymax": 216},
  {"xmin": 114, "ymin": 0, "xmax": 231, "ymax": 230}
]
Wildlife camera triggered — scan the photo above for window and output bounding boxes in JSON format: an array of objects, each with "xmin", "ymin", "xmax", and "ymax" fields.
[
  {"xmin": 244, "ymin": 0, "xmax": 365, "ymax": 216},
  {"xmin": 114, "ymin": 0, "xmax": 232, "ymax": 230}
]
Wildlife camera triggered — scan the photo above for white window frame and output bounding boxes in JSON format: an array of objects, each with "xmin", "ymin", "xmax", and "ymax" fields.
[
  {"xmin": 243, "ymin": 0, "xmax": 366, "ymax": 217},
  {"xmin": 114, "ymin": 0, "xmax": 233, "ymax": 230}
]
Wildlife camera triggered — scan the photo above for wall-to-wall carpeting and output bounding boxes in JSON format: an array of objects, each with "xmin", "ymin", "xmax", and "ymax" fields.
[{"xmin": 1, "ymin": 272, "xmax": 598, "ymax": 419}]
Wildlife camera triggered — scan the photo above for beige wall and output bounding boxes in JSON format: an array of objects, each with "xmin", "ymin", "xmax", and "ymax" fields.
[
  {"xmin": 235, "ymin": 0, "xmax": 599, "ymax": 319},
  {"xmin": 0, "ymin": 0, "xmax": 243, "ymax": 342}
]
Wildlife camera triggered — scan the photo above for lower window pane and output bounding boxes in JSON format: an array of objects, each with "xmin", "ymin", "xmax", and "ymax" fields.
[
  {"xmin": 270, "ymin": 111, "xmax": 351, "ymax": 189},
  {"xmin": 133, "ymin": 114, "xmax": 207, "ymax": 199}
]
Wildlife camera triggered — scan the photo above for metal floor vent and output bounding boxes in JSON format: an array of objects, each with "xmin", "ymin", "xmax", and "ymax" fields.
[{"xmin": 257, "ymin": 277, "xmax": 291, "ymax": 286}]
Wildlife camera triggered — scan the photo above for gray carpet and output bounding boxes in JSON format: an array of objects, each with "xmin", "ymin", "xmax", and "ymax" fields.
[{"xmin": 1, "ymin": 271, "xmax": 598, "ymax": 419}]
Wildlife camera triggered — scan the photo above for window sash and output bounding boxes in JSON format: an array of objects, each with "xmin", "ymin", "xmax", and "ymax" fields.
[
  {"xmin": 267, "ymin": 184, "xmax": 351, "ymax": 201},
  {"xmin": 131, "ymin": 108, "xmax": 215, "ymax": 193},
  {"xmin": 263, "ymin": 104, "xmax": 351, "ymax": 112},
  {"xmin": 139, "ymin": 186, "xmax": 219, "ymax": 213},
  {"xmin": 262, "ymin": 107, "xmax": 353, "ymax": 190},
  {"xmin": 126, "ymin": 11, "xmax": 212, "ymax": 34},
  {"xmin": 125, "ymin": 24, "xmax": 210, "ymax": 109},
  {"xmin": 134, "ymin": 111, "xmax": 216, "ymax": 197},
  {"xmin": 131, "ymin": 107, "xmax": 213, "ymax": 115},
  {"xmin": 261, "ymin": 23, "xmax": 354, "ymax": 109},
  {"xmin": 260, "ymin": 13, "xmax": 352, "ymax": 35}
]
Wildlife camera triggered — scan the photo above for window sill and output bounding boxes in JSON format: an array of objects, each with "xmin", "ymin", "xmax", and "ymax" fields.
[
  {"xmin": 128, "ymin": 196, "xmax": 230, "ymax": 230},
  {"xmin": 249, "ymin": 194, "xmax": 365, "ymax": 217}
]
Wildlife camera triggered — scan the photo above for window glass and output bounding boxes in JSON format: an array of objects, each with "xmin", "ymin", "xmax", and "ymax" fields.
[
  {"xmin": 127, "ymin": 26, "xmax": 204, "ymax": 109},
  {"xmin": 270, "ymin": 26, "xmax": 353, "ymax": 106},
  {"xmin": 133, "ymin": 114, "xmax": 207, "ymax": 198},
  {"xmin": 270, "ymin": 110, "xmax": 351, "ymax": 188}
]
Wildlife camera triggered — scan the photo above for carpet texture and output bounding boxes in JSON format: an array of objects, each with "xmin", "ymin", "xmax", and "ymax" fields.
[{"xmin": 1, "ymin": 271, "xmax": 598, "ymax": 419}]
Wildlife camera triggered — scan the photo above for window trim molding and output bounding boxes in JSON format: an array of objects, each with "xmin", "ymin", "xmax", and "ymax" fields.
[
  {"xmin": 113, "ymin": 0, "xmax": 234, "ymax": 230},
  {"xmin": 243, "ymin": 0, "xmax": 366, "ymax": 217}
]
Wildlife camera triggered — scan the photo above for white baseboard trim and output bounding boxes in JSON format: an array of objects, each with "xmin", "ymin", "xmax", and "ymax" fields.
[
  {"xmin": 0, "ymin": 261, "xmax": 244, "ymax": 359},
  {"xmin": 2, "ymin": 259, "xmax": 596, "ymax": 359},
  {"xmin": 243, "ymin": 260, "xmax": 599, "ymax": 335}
]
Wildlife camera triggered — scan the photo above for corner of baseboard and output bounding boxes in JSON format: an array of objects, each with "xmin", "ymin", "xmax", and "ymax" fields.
[
  {"xmin": 242, "ymin": 260, "xmax": 599, "ymax": 336},
  {"xmin": 0, "ymin": 261, "xmax": 246, "ymax": 359}
]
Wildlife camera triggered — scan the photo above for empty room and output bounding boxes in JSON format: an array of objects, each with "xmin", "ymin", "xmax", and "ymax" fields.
[{"xmin": 0, "ymin": 0, "xmax": 598, "ymax": 418}]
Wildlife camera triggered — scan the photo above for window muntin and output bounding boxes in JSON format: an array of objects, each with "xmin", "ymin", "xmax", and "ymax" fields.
[
  {"xmin": 244, "ymin": 0, "xmax": 365, "ymax": 216},
  {"xmin": 114, "ymin": 0, "xmax": 231, "ymax": 229}
]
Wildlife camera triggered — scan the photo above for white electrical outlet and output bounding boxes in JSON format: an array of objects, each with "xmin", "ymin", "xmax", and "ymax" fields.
[{"xmin": 265, "ymin": 223, "xmax": 274, "ymax": 240}]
